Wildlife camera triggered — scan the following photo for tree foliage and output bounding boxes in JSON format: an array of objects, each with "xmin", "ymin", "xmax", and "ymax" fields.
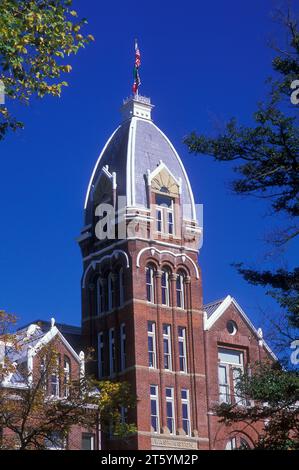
[
  {"xmin": 184, "ymin": 6, "xmax": 299, "ymax": 449},
  {"xmin": 184, "ymin": 8, "xmax": 299, "ymax": 331},
  {"xmin": 0, "ymin": 0, "xmax": 94, "ymax": 139},
  {"xmin": 216, "ymin": 363, "xmax": 299, "ymax": 450},
  {"xmin": 0, "ymin": 313, "xmax": 136, "ymax": 450}
]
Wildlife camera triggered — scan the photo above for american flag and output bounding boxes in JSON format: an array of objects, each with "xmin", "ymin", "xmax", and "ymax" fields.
[{"xmin": 132, "ymin": 40, "xmax": 141, "ymax": 94}]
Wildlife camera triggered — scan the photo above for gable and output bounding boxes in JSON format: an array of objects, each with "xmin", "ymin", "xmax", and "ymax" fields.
[{"xmin": 203, "ymin": 295, "xmax": 277, "ymax": 361}]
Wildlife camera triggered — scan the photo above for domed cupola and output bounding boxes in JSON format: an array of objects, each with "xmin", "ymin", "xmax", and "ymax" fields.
[{"xmin": 81, "ymin": 95, "xmax": 201, "ymax": 250}]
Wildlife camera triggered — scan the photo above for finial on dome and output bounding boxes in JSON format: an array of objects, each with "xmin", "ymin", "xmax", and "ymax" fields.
[{"xmin": 50, "ymin": 317, "xmax": 55, "ymax": 329}]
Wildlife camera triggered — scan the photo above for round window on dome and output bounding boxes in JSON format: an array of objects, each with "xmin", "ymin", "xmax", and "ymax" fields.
[{"xmin": 227, "ymin": 320, "xmax": 238, "ymax": 335}]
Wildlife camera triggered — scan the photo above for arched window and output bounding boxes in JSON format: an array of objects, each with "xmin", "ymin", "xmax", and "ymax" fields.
[
  {"xmin": 161, "ymin": 268, "xmax": 170, "ymax": 306},
  {"xmin": 108, "ymin": 272, "xmax": 115, "ymax": 311},
  {"xmin": 63, "ymin": 357, "xmax": 71, "ymax": 398},
  {"xmin": 119, "ymin": 267, "xmax": 124, "ymax": 307},
  {"xmin": 225, "ymin": 435, "xmax": 251, "ymax": 450},
  {"xmin": 97, "ymin": 278, "xmax": 104, "ymax": 315},
  {"xmin": 239, "ymin": 438, "xmax": 250, "ymax": 450},
  {"xmin": 176, "ymin": 271, "xmax": 185, "ymax": 309},
  {"xmin": 146, "ymin": 265, "xmax": 155, "ymax": 303}
]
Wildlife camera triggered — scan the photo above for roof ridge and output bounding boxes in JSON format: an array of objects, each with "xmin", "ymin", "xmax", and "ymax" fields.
[{"xmin": 203, "ymin": 297, "xmax": 226, "ymax": 308}]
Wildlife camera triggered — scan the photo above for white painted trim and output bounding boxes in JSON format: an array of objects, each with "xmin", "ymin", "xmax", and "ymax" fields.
[
  {"xmin": 204, "ymin": 295, "xmax": 277, "ymax": 361},
  {"xmin": 82, "ymin": 237, "xmax": 198, "ymax": 266},
  {"xmin": 126, "ymin": 117, "xmax": 137, "ymax": 207},
  {"xmin": 150, "ymin": 121, "xmax": 197, "ymax": 221},
  {"xmin": 84, "ymin": 126, "xmax": 120, "ymax": 210},
  {"xmin": 29, "ymin": 326, "xmax": 81, "ymax": 364},
  {"xmin": 92, "ymin": 165, "xmax": 117, "ymax": 201},
  {"xmin": 147, "ymin": 161, "xmax": 181, "ymax": 189},
  {"xmin": 82, "ymin": 249, "xmax": 130, "ymax": 288},
  {"xmin": 136, "ymin": 246, "xmax": 199, "ymax": 279}
]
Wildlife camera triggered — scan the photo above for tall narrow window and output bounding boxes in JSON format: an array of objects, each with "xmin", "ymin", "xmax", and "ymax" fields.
[
  {"xmin": 167, "ymin": 207, "xmax": 174, "ymax": 235},
  {"xmin": 166, "ymin": 387, "xmax": 175, "ymax": 434},
  {"xmin": 97, "ymin": 278, "xmax": 104, "ymax": 315},
  {"xmin": 108, "ymin": 273, "xmax": 115, "ymax": 311},
  {"xmin": 109, "ymin": 328, "xmax": 116, "ymax": 376},
  {"xmin": 40, "ymin": 357, "xmax": 47, "ymax": 392},
  {"xmin": 156, "ymin": 208, "xmax": 163, "ymax": 232},
  {"xmin": 50, "ymin": 358, "xmax": 60, "ymax": 397},
  {"xmin": 63, "ymin": 357, "xmax": 71, "ymax": 398},
  {"xmin": 150, "ymin": 385, "xmax": 160, "ymax": 433},
  {"xmin": 178, "ymin": 326, "xmax": 187, "ymax": 373},
  {"xmin": 120, "ymin": 323, "xmax": 126, "ymax": 371},
  {"xmin": 176, "ymin": 273, "xmax": 185, "ymax": 308},
  {"xmin": 119, "ymin": 268, "xmax": 124, "ymax": 306},
  {"xmin": 148, "ymin": 321, "xmax": 157, "ymax": 368},
  {"xmin": 146, "ymin": 266, "xmax": 155, "ymax": 303},
  {"xmin": 218, "ymin": 364, "xmax": 230, "ymax": 404},
  {"xmin": 218, "ymin": 348, "xmax": 245, "ymax": 405},
  {"xmin": 181, "ymin": 389, "xmax": 191, "ymax": 436},
  {"xmin": 156, "ymin": 194, "xmax": 175, "ymax": 235},
  {"xmin": 163, "ymin": 324, "xmax": 172, "ymax": 370},
  {"xmin": 161, "ymin": 269, "xmax": 170, "ymax": 306},
  {"xmin": 120, "ymin": 406, "xmax": 128, "ymax": 424},
  {"xmin": 98, "ymin": 332, "xmax": 104, "ymax": 378}
]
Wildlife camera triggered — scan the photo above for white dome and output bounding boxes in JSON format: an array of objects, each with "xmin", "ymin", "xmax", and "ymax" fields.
[{"xmin": 84, "ymin": 97, "xmax": 196, "ymax": 226}]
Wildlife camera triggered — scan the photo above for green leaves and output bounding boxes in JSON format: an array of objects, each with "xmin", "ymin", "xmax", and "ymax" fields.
[{"xmin": 0, "ymin": 0, "xmax": 94, "ymax": 140}]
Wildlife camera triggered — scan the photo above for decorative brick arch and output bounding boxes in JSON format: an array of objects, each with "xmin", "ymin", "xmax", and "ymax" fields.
[
  {"xmin": 82, "ymin": 249, "xmax": 130, "ymax": 288},
  {"xmin": 213, "ymin": 422, "xmax": 260, "ymax": 450},
  {"xmin": 136, "ymin": 247, "xmax": 199, "ymax": 279}
]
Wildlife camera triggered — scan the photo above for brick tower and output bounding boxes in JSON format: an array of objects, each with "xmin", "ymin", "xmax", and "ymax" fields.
[{"xmin": 78, "ymin": 95, "xmax": 209, "ymax": 450}]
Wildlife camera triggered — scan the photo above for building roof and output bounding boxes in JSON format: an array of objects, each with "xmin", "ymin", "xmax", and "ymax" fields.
[
  {"xmin": 1, "ymin": 319, "xmax": 84, "ymax": 389},
  {"xmin": 84, "ymin": 95, "xmax": 197, "ymax": 225},
  {"xmin": 203, "ymin": 295, "xmax": 277, "ymax": 361},
  {"xmin": 203, "ymin": 298, "xmax": 226, "ymax": 319},
  {"xmin": 17, "ymin": 320, "xmax": 83, "ymax": 354}
]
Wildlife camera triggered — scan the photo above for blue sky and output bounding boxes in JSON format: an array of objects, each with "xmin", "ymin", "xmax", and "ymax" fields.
[{"xmin": 0, "ymin": 0, "xmax": 297, "ymax": 341}]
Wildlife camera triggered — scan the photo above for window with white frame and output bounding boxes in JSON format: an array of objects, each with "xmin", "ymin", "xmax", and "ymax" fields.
[
  {"xmin": 166, "ymin": 387, "xmax": 175, "ymax": 434},
  {"xmin": 181, "ymin": 389, "xmax": 191, "ymax": 436},
  {"xmin": 163, "ymin": 324, "xmax": 172, "ymax": 370},
  {"xmin": 178, "ymin": 326, "xmax": 187, "ymax": 373},
  {"xmin": 120, "ymin": 323, "xmax": 126, "ymax": 371},
  {"xmin": 50, "ymin": 358, "xmax": 60, "ymax": 397},
  {"xmin": 98, "ymin": 332, "xmax": 104, "ymax": 378},
  {"xmin": 63, "ymin": 357, "xmax": 70, "ymax": 398},
  {"xmin": 161, "ymin": 269, "xmax": 170, "ymax": 306},
  {"xmin": 108, "ymin": 273, "xmax": 115, "ymax": 311},
  {"xmin": 176, "ymin": 272, "xmax": 185, "ymax": 308},
  {"xmin": 96, "ymin": 278, "xmax": 104, "ymax": 315},
  {"xmin": 40, "ymin": 356, "xmax": 47, "ymax": 392},
  {"xmin": 150, "ymin": 385, "xmax": 160, "ymax": 433},
  {"xmin": 146, "ymin": 266, "xmax": 155, "ymax": 303},
  {"xmin": 148, "ymin": 321, "xmax": 157, "ymax": 368},
  {"xmin": 155, "ymin": 194, "xmax": 175, "ymax": 236},
  {"xmin": 119, "ymin": 267, "xmax": 124, "ymax": 307},
  {"xmin": 218, "ymin": 348, "xmax": 245, "ymax": 405},
  {"xmin": 156, "ymin": 208, "xmax": 163, "ymax": 233},
  {"xmin": 109, "ymin": 328, "xmax": 116, "ymax": 376}
]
